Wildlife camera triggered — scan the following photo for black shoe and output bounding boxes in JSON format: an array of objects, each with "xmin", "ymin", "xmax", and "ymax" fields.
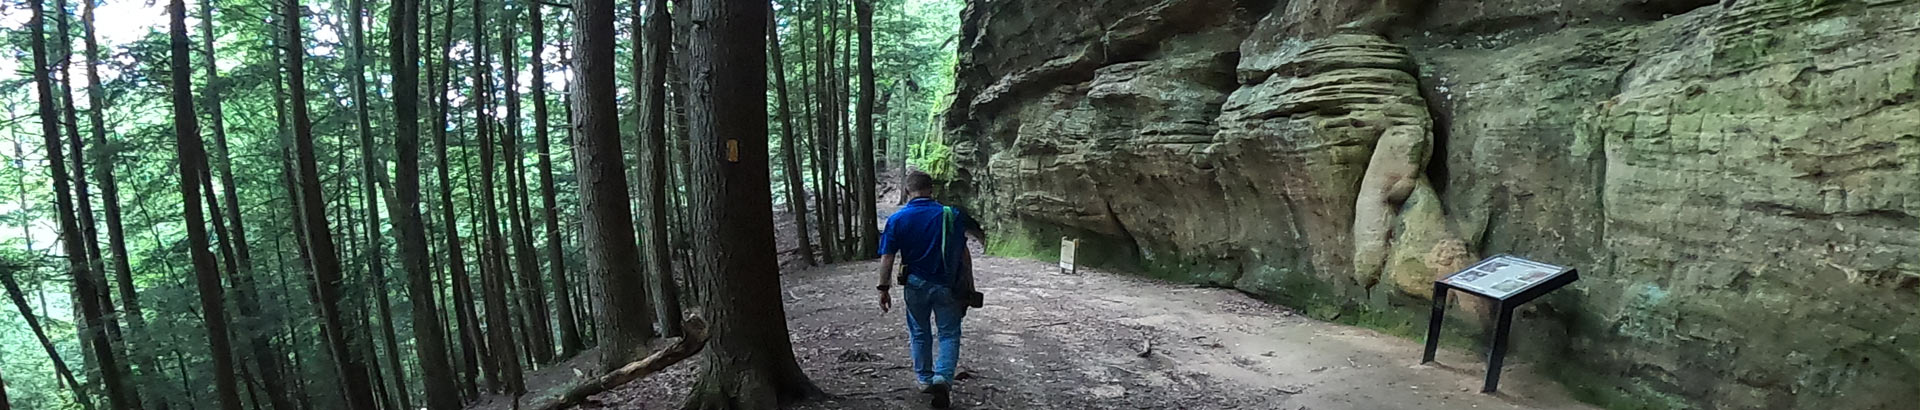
[{"xmin": 928, "ymin": 382, "xmax": 951, "ymax": 408}]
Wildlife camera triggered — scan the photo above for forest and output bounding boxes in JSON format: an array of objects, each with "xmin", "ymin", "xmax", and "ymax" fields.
[{"xmin": 0, "ymin": 0, "xmax": 962, "ymax": 408}]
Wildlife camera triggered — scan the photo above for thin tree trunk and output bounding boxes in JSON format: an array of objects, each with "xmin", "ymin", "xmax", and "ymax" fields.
[
  {"xmin": 640, "ymin": 0, "xmax": 684, "ymax": 339},
  {"xmin": 32, "ymin": 0, "xmax": 134, "ymax": 405},
  {"xmin": 196, "ymin": 3, "xmax": 295, "ymax": 409},
  {"xmin": 768, "ymin": 4, "xmax": 816, "ymax": 267},
  {"xmin": 502, "ymin": 15, "xmax": 557, "ymax": 364},
  {"xmin": 797, "ymin": 6, "xmax": 828, "ymax": 261},
  {"xmin": 163, "ymin": 0, "xmax": 242, "ymax": 407},
  {"xmin": 343, "ymin": 0, "xmax": 418, "ymax": 403},
  {"xmin": 83, "ymin": 0, "xmax": 172, "ymax": 404},
  {"xmin": 854, "ymin": 0, "xmax": 878, "ymax": 258},
  {"xmin": 837, "ymin": 8, "xmax": 856, "ymax": 257},
  {"xmin": 2, "ymin": 268, "xmax": 93, "ymax": 409},
  {"xmin": 282, "ymin": 0, "xmax": 383, "ymax": 405},
  {"xmin": 55, "ymin": 0, "xmax": 135, "ymax": 402},
  {"xmin": 392, "ymin": 0, "xmax": 460, "ymax": 403},
  {"xmin": 813, "ymin": 0, "xmax": 841, "ymax": 264},
  {"xmin": 573, "ymin": 0, "xmax": 656, "ymax": 374},
  {"xmin": 532, "ymin": 3, "xmax": 585, "ymax": 358},
  {"xmin": 680, "ymin": 0, "xmax": 822, "ymax": 406},
  {"xmin": 667, "ymin": 20, "xmax": 696, "ymax": 303},
  {"xmin": 472, "ymin": 0, "xmax": 527, "ymax": 391},
  {"xmin": 431, "ymin": 0, "xmax": 486, "ymax": 395}
]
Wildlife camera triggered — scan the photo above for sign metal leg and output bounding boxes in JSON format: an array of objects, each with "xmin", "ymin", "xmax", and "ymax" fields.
[
  {"xmin": 1482, "ymin": 302, "xmax": 1515, "ymax": 393},
  {"xmin": 1421, "ymin": 284, "xmax": 1448, "ymax": 364}
]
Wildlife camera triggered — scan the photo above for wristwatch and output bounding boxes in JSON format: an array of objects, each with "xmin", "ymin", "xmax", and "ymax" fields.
[{"xmin": 876, "ymin": 285, "xmax": 891, "ymax": 292}]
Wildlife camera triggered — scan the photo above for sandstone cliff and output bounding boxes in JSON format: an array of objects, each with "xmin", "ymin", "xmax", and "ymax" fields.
[{"xmin": 942, "ymin": 0, "xmax": 1920, "ymax": 408}]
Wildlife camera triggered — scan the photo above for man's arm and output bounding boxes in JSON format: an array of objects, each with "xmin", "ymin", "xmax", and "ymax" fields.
[
  {"xmin": 877, "ymin": 253, "xmax": 896, "ymax": 288},
  {"xmin": 876, "ymin": 253, "xmax": 896, "ymax": 313}
]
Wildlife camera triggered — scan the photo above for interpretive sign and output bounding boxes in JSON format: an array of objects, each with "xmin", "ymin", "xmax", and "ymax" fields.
[
  {"xmin": 1059, "ymin": 238, "xmax": 1079, "ymax": 275},
  {"xmin": 1441, "ymin": 255, "xmax": 1570, "ymax": 300},
  {"xmin": 1421, "ymin": 254, "xmax": 1578, "ymax": 394}
]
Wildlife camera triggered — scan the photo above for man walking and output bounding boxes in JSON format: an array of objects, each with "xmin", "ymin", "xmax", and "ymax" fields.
[{"xmin": 876, "ymin": 171, "xmax": 978, "ymax": 408}]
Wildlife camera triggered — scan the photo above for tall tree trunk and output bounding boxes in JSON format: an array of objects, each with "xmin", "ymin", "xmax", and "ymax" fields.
[
  {"xmin": 836, "ymin": 9, "xmax": 855, "ymax": 257},
  {"xmin": 2, "ymin": 267, "xmax": 93, "ymax": 409},
  {"xmin": 640, "ymin": 0, "xmax": 684, "ymax": 339},
  {"xmin": 282, "ymin": 0, "xmax": 383, "ymax": 406},
  {"xmin": 531, "ymin": 3, "xmax": 585, "ymax": 358},
  {"xmin": 853, "ymin": 0, "xmax": 878, "ymax": 258},
  {"xmin": 796, "ymin": 6, "xmax": 827, "ymax": 262},
  {"xmin": 391, "ymin": 0, "xmax": 465, "ymax": 386},
  {"xmin": 161, "ymin": 0, "xmax": 242, "ymax": 407},
  {"xmin": 33, "ymin": 0, "xmax": 134, "ymax": 405},
  {"xmin": 55, "ymin": 0, "xmax": 134, "ymax": 400},
  {"xmin": 679, "ymin": 1, "xmax": 820, "ymax": 408},
  {"xmin": 84, "ymin": 0, "xmax": 172, "ymax": 404},
  {"xmin": 431, "ymin": 0, "xmax": 486, "ymax": 395},
  {"xmin": 472, "ymin": 0, "xmax": 527, "ymax": 392},
  {"xmin": 197, "ymin": 3, "xmax": 294, "ymax": 409},
  {"xmin": 573, "ymin": 0, "xmax": 657, "ymax": 374},
  {"xmin": 344, "ymin": 0, "xmax": 417, "ymax": 403},
  {"xmin": 812, "ymin": 0, "xmax": 840, "ymax": 264},
  {"xmin": 503, "ymin": 15, "xmax": 557, "ymax": 364},
  {"xmin": 768, "ymin": 4, "xmax": 816, "ymax": 267},
  {"xmin": 668, "ymin": 35, "xmax": 696, "ymax": 305}
]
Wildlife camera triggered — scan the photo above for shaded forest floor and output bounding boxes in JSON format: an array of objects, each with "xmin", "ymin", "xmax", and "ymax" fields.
[{"xmin": 472, "ymin": 247, "xmax": 1603, "ymax": 409}]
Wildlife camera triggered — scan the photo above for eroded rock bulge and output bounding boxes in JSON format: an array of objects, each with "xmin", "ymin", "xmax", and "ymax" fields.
[{"xmin": 943, "ymin": 0, "xmax": 1920, "ymax": 408}]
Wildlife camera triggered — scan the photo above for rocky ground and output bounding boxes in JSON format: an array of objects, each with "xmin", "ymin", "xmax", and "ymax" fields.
[{"xmin": 475, "ymin": 241, "xmax": 1601, "ymax": 410}]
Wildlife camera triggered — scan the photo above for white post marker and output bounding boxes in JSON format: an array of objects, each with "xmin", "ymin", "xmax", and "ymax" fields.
[{"xmin": 1058, "ymin": 237, "xmax": 1078, "ymax": 275}]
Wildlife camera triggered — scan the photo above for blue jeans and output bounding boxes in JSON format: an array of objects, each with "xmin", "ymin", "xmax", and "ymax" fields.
[{"xmin": 904, "ymin": 274, "xmax": 965, "ymax": 385}]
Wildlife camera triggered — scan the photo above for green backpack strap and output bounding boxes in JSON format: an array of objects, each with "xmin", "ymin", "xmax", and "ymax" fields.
[{"xmin": 940, "ymin": 206, "xmax": 953, "ymax": 270}]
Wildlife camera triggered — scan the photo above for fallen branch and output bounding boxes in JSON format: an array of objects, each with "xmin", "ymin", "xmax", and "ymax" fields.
[{"xmin": 532, "ymin": 317, "xmax": 711, "ymax": 410}]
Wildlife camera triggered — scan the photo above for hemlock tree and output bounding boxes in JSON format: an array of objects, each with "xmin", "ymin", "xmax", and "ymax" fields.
[
  {"xmin": 531, "ymin": 1, "xmax": 586, "ymax": 359},
  {"xmin": 572, "ymin": 0, "xmax": 657, "ymax": 374},
  {"xmin": 388, "ymin": 0, "xmax": 464, "ymax": 405},
  {"xmin": 32, "ymin": 0, "xmax": 138, "ymax": 406},
  {"xmin": 679, "ymin": 0, "xmax": 819, "ymax": 408},
  {"xmin": 768, "ymin": 2, "xmax": 816, "ymax": 268},
  {"xmin": 639, "ymin": 0, "xmax": 684, "ymax": 339},
  {"xmin": 854, "ymin": 0, "xmax": 879, "ymax": 258},
  {"xmin": 166, "ymin": 0, "xmax": 244, "ymax": 407},
  {"xmin": 282, "ymin": 0, "xmax": 383, "ymax": 406}
]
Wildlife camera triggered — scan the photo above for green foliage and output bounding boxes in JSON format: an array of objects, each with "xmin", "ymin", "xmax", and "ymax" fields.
[{"xmin": 907, "ymin": 136, "xmax": 956, "ymax": 180}]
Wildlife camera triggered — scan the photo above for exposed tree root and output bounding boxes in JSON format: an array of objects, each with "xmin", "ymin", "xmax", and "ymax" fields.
[{"xmin": 531, "ymin": 317, "xmax": 709, "ymax": 410}]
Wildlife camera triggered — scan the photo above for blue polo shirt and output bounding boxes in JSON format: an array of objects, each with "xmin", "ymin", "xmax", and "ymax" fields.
[{"xmin": 879, "ymin": 198, "xmax": 976, "ymax": 286}]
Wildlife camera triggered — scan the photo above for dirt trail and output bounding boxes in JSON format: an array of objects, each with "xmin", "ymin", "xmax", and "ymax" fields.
[{"xmin": 483, "ymin": 240, "xmax": 1598, "ymax": 410}]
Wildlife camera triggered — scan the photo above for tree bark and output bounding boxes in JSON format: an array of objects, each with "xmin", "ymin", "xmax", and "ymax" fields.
[
  {"xmin": 503, "ymin": 13, "xmax": 558, "ymax": 364},
  {"xmin": 2, "ymin": 266, "xmax": 92, "ymax": 409},
  {"xmin": 31, "ymin": 0, "xmax": 136, "ymax": 406},
  {"xmin": 82, "ymin": 0, "xmax": 173, "ymax": 404},
  {"xmin": 159, "ymin": 0, "xmax": 243, "ymax": 407},
  {"xmin": 813, "ymin": 0, "xmax": 841, "ymax": 264},
  {"xmin": 532, "ymin": 3, "xmax": 585, "ymax": 358},
  {"xmin": 392, "ymin": 0, "xmax": 461, "ymax": 399},
  {"xmin": 796, "ymin": 6, "xmax": 827, "ymax": 262},
  {"xmin": 640, "ymin": 0, "xmax": 684, "ymax": 339},
  {"xmin": 472, "ymin": 0, "xmax": 528, "ymax": 391},
  {"xmin": 679, "ymin": 1, "xmax": 820, "ymax": 408},
  {"xmin": 343, "ymin": 0, "xmax": 418, "ymax": 403},
  {"xmin": 854, "ymin": 0, "xmax": 878, "ymax": 258},
  {"xmin": 768, "ymin": 3, "xmax": 817, "ymax": 268},
  {"xmin": 430, "ymin": 0, "xmax": 487, "ymax": 395},
  {"xmin": 282, "ymin": 0, "xmax": 383, "ymax": 406},
  {"xmin": 574, "ymin": 0, "xmax": 657, "ymax": 374},
  {"xmin": 55, "ymin": 0, "xmax": 137, "ymax": 402},
  {"xmin": 196, "ymin": 3, "xmax": 296, "ymax": 409}
]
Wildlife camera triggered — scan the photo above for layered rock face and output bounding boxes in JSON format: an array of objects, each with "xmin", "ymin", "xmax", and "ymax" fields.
[{"xmin": 943, "ymin": 0, "xmax": 1920, "ymax": 408}]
